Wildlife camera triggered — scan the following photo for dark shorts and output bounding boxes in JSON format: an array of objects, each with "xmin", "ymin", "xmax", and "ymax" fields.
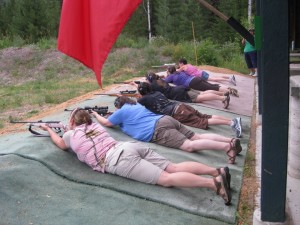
[
  {"xmin": 201, "ymin": 71, "xmax": 209, "ymax": 80},
  {"xmin": 151, "ymin": 116, "xmax": 195, "ymax": 149},
  {"xmin": 244, "ymin": 51, "xmax": 257, "ymax": 69},
  {"xmin": 172, "ymin": 104, "xmax": 212, "ymax": 129},
  {"xmin": 189, "ymin": 77, "xmax": 220, "ymax": 91}
]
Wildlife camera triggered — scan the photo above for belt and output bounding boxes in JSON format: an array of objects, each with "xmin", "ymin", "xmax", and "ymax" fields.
[{"xmin": 173, "ymin": 104, "xmax": 183, "ymax": 115}]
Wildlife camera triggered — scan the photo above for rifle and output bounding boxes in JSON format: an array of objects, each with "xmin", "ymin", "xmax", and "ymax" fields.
[
  {"xmin": 113, "ymin": 81, "xmax": 141, "ymax": 84},
  {"xmin": 151, "ymin": 63, "xmax": 176, "ymax": 68},
  {"xmin": 9, "ymin": 120, "xmax": 68, "ymax": 137},
  {"xmin": 64, "ymin": 106, "xmax": 112, "ymax": 116},
  {"xmin": 95, "ymin": 90, "xmax": 141, "ymax": 98}
]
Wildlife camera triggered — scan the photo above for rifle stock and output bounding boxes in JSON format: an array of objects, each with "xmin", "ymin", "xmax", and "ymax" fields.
[{"xmin": 10, "ymin": 120, "xmax": 68, "ymax": 136}]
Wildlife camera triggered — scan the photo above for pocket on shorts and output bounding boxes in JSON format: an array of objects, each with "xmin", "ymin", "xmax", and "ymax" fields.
[{"xmin": 110, "ymin": 148, "xmax": 124, "ymax": 166}]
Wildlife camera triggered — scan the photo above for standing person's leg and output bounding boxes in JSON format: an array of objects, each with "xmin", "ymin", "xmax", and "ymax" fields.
[
  {"xmin": 245, "ymin": 52, "xmax": 255, "ymax": 75},
  {"xmin": 249, "ymin": 51, "xmax": 257, "ymax": 76}
]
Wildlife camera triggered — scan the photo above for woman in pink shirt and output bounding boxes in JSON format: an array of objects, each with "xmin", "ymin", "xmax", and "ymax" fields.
[{"xmin": 40, "ymin": 108, "xmax": 232, "ymax": 205}]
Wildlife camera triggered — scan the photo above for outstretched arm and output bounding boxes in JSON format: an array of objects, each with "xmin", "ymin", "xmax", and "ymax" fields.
[
  {"xmin": 40, "ymin": 124, "xmax": 68, "ymax": 150},
  {"xmin": 91, "ymin": 111, "xmax": 114, "ymax": 127}
]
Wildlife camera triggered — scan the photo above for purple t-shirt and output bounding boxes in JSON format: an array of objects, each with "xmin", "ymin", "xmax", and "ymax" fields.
[
  {"xmin": 164, "ymin": 71, "xmax": 194, "ymax": 87},
  {"xmin": 63, "ymin": 123, "xmax": 117, "ymax": 172}
]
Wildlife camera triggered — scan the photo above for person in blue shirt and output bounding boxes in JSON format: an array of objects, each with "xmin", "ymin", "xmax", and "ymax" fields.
[{"xmin": 94, "ymin": 96, "xmax": 242, "ymax": 164}]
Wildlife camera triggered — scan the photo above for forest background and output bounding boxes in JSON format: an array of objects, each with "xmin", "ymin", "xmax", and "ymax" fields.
[{"xmin": 0, "ymin": 0, "xmax": 254, "ymax": 124}]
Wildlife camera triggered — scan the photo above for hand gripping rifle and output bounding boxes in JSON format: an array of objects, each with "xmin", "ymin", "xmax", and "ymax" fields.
[
  {"xmin": 64, "ymin": 106, "xmax": 112, "ymax": 116},
  {"xmin": 95, "ymin": 90, "xmax": 141, "ymax": 98},
  {"xmin": 9, "ymin": 120, "xmax": 68, "ymax": 137}
]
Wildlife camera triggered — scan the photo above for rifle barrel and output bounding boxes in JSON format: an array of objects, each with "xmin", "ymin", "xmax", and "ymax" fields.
[{"xmin": 10, "ymin": 120, "xmax": 61, "ymax": 123}]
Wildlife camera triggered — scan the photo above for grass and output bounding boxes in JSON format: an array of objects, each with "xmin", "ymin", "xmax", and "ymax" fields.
[{"xmin": 0, "ymin": 36, "xmax": 249, "ymax": 127}]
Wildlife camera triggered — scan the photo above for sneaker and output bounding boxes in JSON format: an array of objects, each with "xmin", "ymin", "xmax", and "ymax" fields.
[
  {"xmin": 229, "ymin": 75, "xmax": 236, "ymax": 86},
  {"xmin": 249, "ymin": 72, "xmax": 254, "ymax": 76},
  {"xmin": 252, "ymin": 72, "xmax": 257, "ymax": 77},
  {"xmin": 234, "ymin": 117, "xmax": 242, "ymax": 138}
]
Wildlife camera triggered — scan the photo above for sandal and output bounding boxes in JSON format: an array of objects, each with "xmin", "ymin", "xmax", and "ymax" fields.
[
  {"xmin": 217, "ymin": 167, "xmax": 231, "ymax": 190},
  {"xmin": 228, "ymin": 87, "xmax": 239, "ymax": 97},
  {"xmin": 222, "ymin": 94, "xmax": 230, "ymax": 109},
  {"xmin": 232, "ymin": 138, "xmax": 242, "ymax": 155},
  {"xmin": 224, "ymin": 91, "xmax": 230, "ymax": 97},
  {"xmin": 227, "ymin": 138, "xmax": 242, "ymax": 164},
  {"xmin": 213, "ymin": 174, "xmax": 232, "ymax": 205}
]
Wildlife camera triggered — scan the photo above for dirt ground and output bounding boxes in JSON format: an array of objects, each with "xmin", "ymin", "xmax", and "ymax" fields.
[{"xmin": 0, "ymin": 64, "xmax": 257, "ymax": 224}]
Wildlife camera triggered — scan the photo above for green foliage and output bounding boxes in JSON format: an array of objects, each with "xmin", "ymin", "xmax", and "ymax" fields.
[
  {"xmin": 37, "ymin": 38, "xmax": 57, "ymax": 50},
  {"xmin": 196, "ymin": 39, "xmax": 220, "ymax": 66},
  {"xmin": 0, "ymin": 0, "xmax": 61, "ymax": 44},
  {"xmin": 114, "ymin": 34, "xmax": 148, "ymax": 48},
  {"xmin": 0, "ymin": 36, "xmax": 11, "ymax": 49}
]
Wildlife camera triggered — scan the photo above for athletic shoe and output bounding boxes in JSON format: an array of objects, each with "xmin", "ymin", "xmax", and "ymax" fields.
[
  {"xmin": 234, "ymin": 117, "xmax": 242, "ymax": 138},
  {"xmin": 252, "ymin": 72, "xmax": 257, "ymax": 77},
  {"xmin": 249, "ymin": 72, "xmax": 254, "ymax": 76},
  {"xmin": 229, "ymin": 75, "xmax": 236, "ymax": 86}
]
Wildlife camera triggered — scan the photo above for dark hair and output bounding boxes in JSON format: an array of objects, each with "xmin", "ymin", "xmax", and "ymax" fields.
[
  {"xmin": 146, "ymin": 72, "xmax": 159, "ymax": 83},
  {"xmin": 167, "ymin": 65, "xmax": 177, "ymax": 74},
  {"xmin": 71, "ymin": 108, "xmax": 93, "ymax": 126},
  {"xmin": 114, "ymin": 96, "xmax": 137, "ymax": 109},
  {"xmin": 138, "ymin": 82, "xmax": 153, "ymax": 95},
  {"xmin": 178, "ymin": 58, "xmax": 187, "ymax": 65}
]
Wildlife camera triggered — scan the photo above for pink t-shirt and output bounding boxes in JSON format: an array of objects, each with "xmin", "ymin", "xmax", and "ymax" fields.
[
  {"xmin": 63, "ymin": 123, "xmax": 117, "ymax": 172},
  {"xmin": 184, "ymin": 64, "xmax": 203, "ymax": 77}
]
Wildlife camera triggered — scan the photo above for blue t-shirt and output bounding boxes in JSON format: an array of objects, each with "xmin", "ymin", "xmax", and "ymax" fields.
[
  {"xmin": 164, "ymin": 71, "xmax": 194, "ymax": 87},
  {"xmin": 108, "ymin": 103, "xmax": 163, "ymax": 142}
]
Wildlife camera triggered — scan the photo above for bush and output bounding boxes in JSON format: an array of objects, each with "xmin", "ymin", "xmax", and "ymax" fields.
[
  {"xmin": 114, "ymin": 34, "xmax": 148, "ymax": 48},
  {"xmin": 196, "ymin": 39, "xmax": 220, "ymax": 66}
]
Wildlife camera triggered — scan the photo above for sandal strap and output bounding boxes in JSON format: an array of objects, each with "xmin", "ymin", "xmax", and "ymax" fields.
[{"xmin": 213, "ymin": 177, "xmax": 221, "ymax": 195}]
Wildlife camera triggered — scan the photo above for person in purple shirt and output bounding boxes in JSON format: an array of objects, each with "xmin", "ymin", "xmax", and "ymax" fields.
[
  {"xmin": 145, "ymin": 72, "xmax": 230, "ymax": 108},
  {"xmin": 41, "ymin": 108, "xmax": 232, "ymax": 205},
  {"xmin": 94, "ymin": 96, "xmax": 242, "ymax": 165},
  {"xmin": 165, "ymin": 66, "xmax": 239, "ymax": 97}
]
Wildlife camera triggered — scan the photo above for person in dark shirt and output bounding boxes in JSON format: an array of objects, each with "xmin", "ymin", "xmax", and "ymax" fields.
[
  {"xmin": 145, "ymin": 72, "xmax": 230, "ymax": 109},
  {"xmin": 134, "ymin": 82, "xmax": 242, "ymax": 137}
]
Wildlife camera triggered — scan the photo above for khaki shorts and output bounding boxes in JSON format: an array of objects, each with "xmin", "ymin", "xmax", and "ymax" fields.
[
  {"xmin": 151, "ymin": 116, "xmax": 195, "ymax": 149},
  {"xmin": 187, "ymin": 89, "xmax": 201, "ymax": 102},
  {"xmin": 105, "ymin": 142, "xmax": 170, "ymax": 184}
]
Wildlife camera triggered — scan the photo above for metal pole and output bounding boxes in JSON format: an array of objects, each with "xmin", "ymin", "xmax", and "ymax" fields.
[{"xmin": 147, "ymin": 0, "xmax": 152, "ymax": 41}]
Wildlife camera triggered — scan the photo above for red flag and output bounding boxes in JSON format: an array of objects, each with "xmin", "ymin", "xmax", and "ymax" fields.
[{"xmin": 58, "ymin": 0, "xmax": 142, "ymax": 87}]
